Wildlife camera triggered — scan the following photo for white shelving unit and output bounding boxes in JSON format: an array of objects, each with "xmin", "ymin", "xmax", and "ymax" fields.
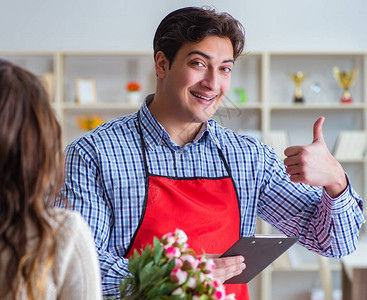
[{"xmin": 2, "ymin": 51, "xmax": 366, "ymax": 300}]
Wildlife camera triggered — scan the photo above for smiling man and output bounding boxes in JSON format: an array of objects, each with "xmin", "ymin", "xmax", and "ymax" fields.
[
  {"xmin": 149, "ymin": 35, "xmax": 234, "ymax": 146},
  {"xmin": 56, "ymin": 7, "xmax": 365, "ymax": 299}
]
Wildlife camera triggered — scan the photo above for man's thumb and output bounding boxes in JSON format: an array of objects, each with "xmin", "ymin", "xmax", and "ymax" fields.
[{"xmin": 312, "ymin": 117, "xmax": 325, "ymax": 143}]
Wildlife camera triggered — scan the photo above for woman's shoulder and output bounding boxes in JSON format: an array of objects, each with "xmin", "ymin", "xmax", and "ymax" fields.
[
  {"xmin": 49, "ymin": 207, "xmax": 87, "ymax": 227},
  {"xmin": 47, "ymin": 208, "xmax": 94, "ymax": 247}
]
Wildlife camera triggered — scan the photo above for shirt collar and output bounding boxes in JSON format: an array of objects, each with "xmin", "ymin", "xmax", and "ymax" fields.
[
  {"xmin": 138, "ymin": 94, "xmax": 166, "ymax": 151},
  {"xmin": 138, "ymin": 94, "xmax": 223, "ymax": 150},
  {"xmin": 207, "ymin": 120, "xmax": 224, "ymax": 150}
]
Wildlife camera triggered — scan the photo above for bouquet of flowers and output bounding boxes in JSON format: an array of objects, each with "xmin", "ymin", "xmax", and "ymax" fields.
[{"xmin": 118, "ymin": 229, "xmax": 235, "ymax": 300}]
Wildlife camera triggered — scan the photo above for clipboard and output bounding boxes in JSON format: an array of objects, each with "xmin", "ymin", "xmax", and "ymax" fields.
[{"xmin": 220, "ymin": 234, "xmax": 299, "ymax": 284}]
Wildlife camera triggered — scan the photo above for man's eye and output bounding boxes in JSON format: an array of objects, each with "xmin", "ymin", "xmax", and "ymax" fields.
[
  {"xmin": 192, "ymin": 61, "xmax": 205, "ymax": 67},
  {"xmin": 222, "ymin": 67, "xmax": 232, "ymax": 73}
]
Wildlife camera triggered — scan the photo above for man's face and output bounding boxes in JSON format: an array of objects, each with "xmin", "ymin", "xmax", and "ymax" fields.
[{"xmin": 158, "ymin": 36, "xmax": 234, "ymax": 125}]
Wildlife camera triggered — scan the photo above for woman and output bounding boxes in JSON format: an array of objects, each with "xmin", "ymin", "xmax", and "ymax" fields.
[{"xmin": 0, "ymin": 59, "xmax": 102, "ymax": 300}]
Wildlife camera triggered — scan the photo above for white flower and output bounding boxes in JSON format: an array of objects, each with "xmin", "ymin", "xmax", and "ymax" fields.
[
  {"xmin": 170, "ymin": 268, "xmax": 188, "ymax": 285},
  {"xmin": 172, "ymin": 287, "xmax": 185, "ymax": 298},
  {"xmin": 161, "ymin": 232, "xmax": 176, "ymax": 247},
  {"xmin": 187, "ymin": 276, "xmax": 197, "ymax": 291},
  {"xmin": 181, "ymin": 254, "xmax": 199, "ymax": 270},
  {"xmin": 174, "ymin": 228, "xmax": 188, "ymax": 244},
  {"xmin": 199, "ymin": 258, "xmax": 216, "ymax": 274},
  {"xmin": 175, "ymin": 258, "xmax": 183, "ymax": 269}
]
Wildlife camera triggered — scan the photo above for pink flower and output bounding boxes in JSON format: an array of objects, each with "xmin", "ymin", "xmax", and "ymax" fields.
[
  {"xmin": 186, "ymin": 276, "xmax": 197, "ymax": 291},
  {"xmin": 214, "ymin": 283, "xmax": 227, "ymax": 300},
  {"xmin": 175, "ymin": 258, "xmax": 183, "ymax": 269},
  {"xmin": 181, "ymin": 254, "xmax": 199, "ymax": 270},
  {"xmin": 199, "ymin": 258, "xmax": 216, "ymax": 274},
  {"xmin": 170, "ymin": 268, "xmax": 188, "ymax": 284},
  {"xmin": 161, "ymin": 232, "xmax": 176, "ymax": 247},
  {"xmin": 215, "ymin": 290, "xmax": 225, "ymax": 300},
  {"xmin": 213, "ymin": 280, "xmax": 220, "ymax": 288},
  {"xmin": 192, "ymin": 295, "xmax": 201, "ymax": 300},
  {"xmin": 164, "ymin": 246, "xmax": 181, "ymax": 259}
]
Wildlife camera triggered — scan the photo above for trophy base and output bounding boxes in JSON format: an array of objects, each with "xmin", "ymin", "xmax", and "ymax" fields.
[
  {"xmin": 294, "ymin": 96, "xmax": 304, "ymax": 103},
  {"xmin": 341, "ymin": 97, "xmax": 352, "ymax": 104}
]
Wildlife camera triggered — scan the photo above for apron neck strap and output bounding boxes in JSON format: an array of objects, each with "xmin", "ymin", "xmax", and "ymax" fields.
[
  {"xmin": 137, "ymin": 111, "xmax": 149, "ymax": 176},
  {"xmin": 217, "ymin": 147, "xmax": 232, "ymax": 177}
]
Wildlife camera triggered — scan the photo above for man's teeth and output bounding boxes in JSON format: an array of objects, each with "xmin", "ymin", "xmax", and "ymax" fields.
[{"xmin": 192, "ymin": 92, "xmax": 215, "ymax": 101}]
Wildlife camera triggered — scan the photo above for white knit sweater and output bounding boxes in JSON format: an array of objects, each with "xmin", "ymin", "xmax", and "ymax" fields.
[{"xmin": 0, "ymin": 208, "xmax": 102, "ymax": 300}]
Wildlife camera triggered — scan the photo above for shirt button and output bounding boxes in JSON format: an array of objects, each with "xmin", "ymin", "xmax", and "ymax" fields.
[{"xmin": 178, "ymin": 149, "xmax": 183, "ymax": 154}]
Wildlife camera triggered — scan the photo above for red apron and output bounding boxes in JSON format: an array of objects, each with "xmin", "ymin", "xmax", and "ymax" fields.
[{"xmin": 126, "ymin": 119, "xmax": 250, "ymax": 299}]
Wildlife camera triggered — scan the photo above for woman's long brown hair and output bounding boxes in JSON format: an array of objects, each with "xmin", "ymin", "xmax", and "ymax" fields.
[{"xmin": 0, "ymin": 59, "xmax": 65, "ymax": 299}]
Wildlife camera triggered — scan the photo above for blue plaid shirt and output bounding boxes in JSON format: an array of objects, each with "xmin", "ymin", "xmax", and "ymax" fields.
[{"xmin": 58, "ymin": 94, "xmax": 365, "ymax": 298}]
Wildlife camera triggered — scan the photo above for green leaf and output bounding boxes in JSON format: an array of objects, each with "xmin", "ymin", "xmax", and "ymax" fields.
[
  {"xmin": 197, "ymin": 295, "xmax": 210, "ymax": 300},
  {"xmin": 165, "ymin": 258, "xmax": 176, "ymax": 275},
  {"xmin": 119, "ymin": 275, "xmax": 138, "ymax": 298},
  {"xmin": 153, "ymin": 237, "xmax": 164, "ymax": 264},
  {"xmin": 140, "ymin": 244, "xmax": 153, "ymax": 266},
  {"xmin": 169, "ymin": 296, "xmax": 184, "ymax": 300},
  {"xmin": 147, "ymin": 282, "xmax": 178, "ymax": 297},
  {"xmin": 151, "ymin": 296, "xmax": 170, "ymax": 300},
  {"xmin": 132, "ymin": 248, "xmax": 141, "ymax": 260},
  {"xmin": 155, "ymin": 257, "xmax": 175, "ymax": 281},
  {"xmin": 138, "ymin": 260, "xmax": 155, "ymax": 290},
  {"xmin": 139, "ymin": 261, "xmax": 170, "ymax": 292},
  {"xmin": 128, "ymin": 249, "xmax": 142, "ymax": 274}
]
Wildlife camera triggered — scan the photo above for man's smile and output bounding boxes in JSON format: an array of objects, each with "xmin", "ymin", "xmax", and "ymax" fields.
[{"xmin": 191, "ymin": 91, "xmax": 217, "ymax": 102}]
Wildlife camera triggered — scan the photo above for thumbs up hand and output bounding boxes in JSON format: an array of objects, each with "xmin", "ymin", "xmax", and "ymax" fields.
[{"xmin": 283, "ymin": 117, "xmax": 347, "ymax": 198}]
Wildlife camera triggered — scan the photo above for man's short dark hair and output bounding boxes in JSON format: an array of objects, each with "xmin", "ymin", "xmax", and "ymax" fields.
[{"xmin": 153, "ymin": 6, "xmax": 245, "ymax": 67}]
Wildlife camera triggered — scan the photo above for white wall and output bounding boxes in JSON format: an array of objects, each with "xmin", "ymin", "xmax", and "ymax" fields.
[{"xmin": 1, "ymin": 0, "xmax": 366, "ymax": 52}]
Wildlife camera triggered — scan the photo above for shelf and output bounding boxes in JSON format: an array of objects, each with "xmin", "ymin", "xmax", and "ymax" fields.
[
  {"xmin": 63, "ymin": 102, "xmax": 141, "ymax": 110},
  {"xmin": 338, "ymin": 158, "xmax": 367, "ymax": 163},
  {"xmin": 270, "ymin": 103, "xmax": 365, "ymax": 110},
  {"xmin": 236, "ymin": 102, "xmax": 262, "ymax": 109},
  {"xmin": 272, "ymin": 262, "xmax": 341, "ymax": 272}
]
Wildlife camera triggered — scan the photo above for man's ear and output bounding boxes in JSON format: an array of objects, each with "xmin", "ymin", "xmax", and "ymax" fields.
[{"xmin": 155, "ymin": 51, "xmax": 169, "ymax": 78}]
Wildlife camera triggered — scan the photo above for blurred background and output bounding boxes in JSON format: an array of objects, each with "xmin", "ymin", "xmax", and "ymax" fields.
[{"xmin": 1, "ymin": 1, "xmax": 366, "ymax": 300}]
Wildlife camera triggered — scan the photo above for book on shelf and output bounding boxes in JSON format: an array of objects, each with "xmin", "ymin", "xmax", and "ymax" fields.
[
  {"xmin": 333, "ymin": 130, "xmax": 367, "ymax": 160},
  {"xmin": 220, "ymin": 234, "xmax": 298, "ymax": 283}
]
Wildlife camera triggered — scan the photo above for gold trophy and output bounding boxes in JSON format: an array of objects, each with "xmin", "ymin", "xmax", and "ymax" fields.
[
  {"xmin": 333, "ymin": 67, "xmax": 358, "ymax": 104},
  {"xmin": 289, "ymin": 71, "xmax": 306, "ymax": 103}
]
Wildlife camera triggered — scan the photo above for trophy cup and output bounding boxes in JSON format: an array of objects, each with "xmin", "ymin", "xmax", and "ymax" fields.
[
  {"xmin": 289, "ymin": 71, "xmax": 306, "ymax": 103},
  {"xmin": 333, "ymin": 67, "xmax": 358, "ymax": 104}
]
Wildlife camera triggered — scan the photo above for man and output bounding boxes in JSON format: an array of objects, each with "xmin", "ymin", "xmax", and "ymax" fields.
[{"xmin": 56, "ymin": 7, "xmax": 365, "ymax": 299}]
